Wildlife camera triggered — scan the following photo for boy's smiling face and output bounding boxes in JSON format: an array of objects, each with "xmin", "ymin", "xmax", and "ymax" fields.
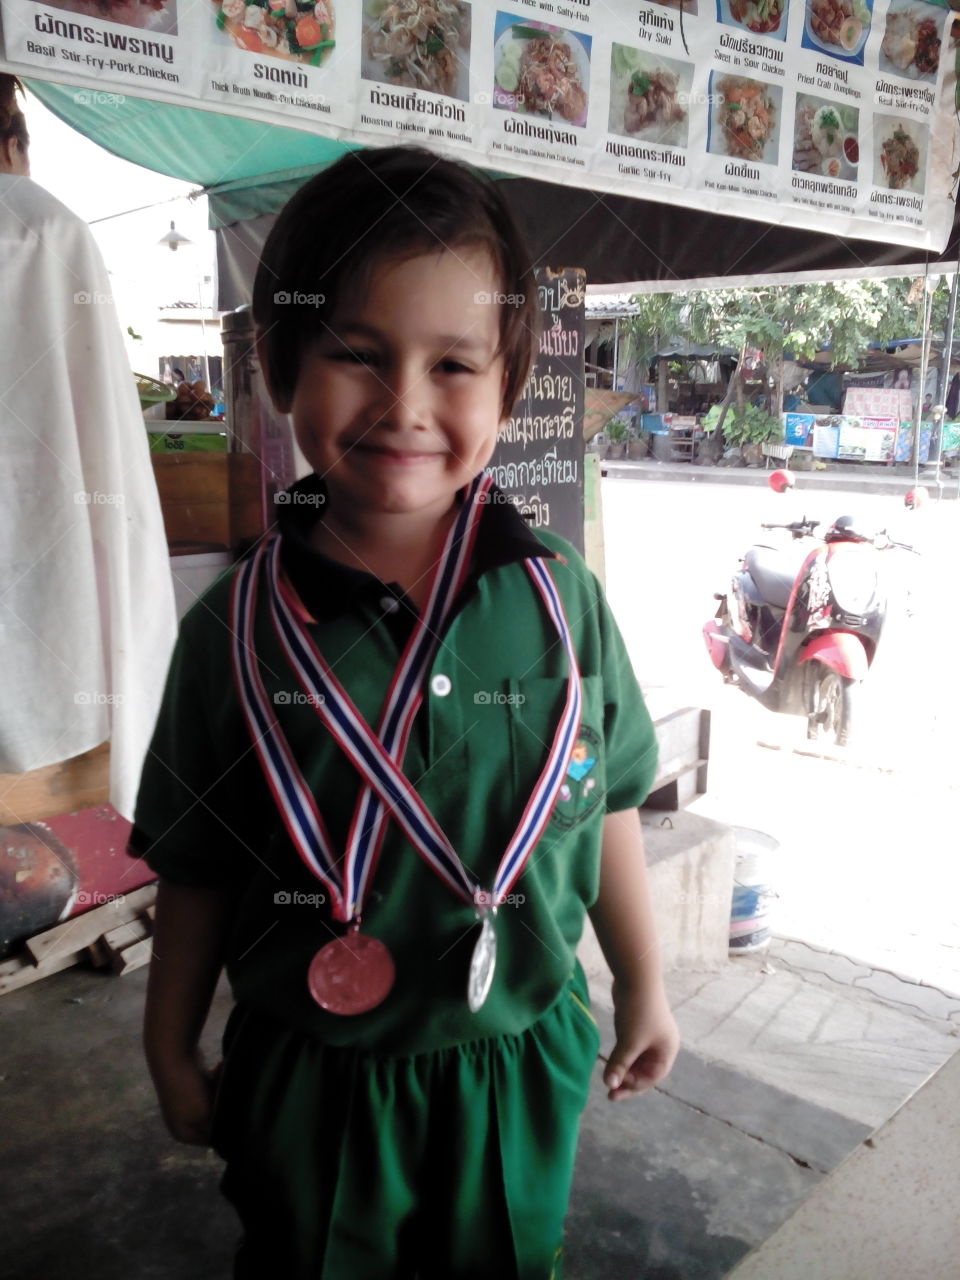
[{"xmin": 281, "ymin": 246, "xmax": 510, "ymax": 524}]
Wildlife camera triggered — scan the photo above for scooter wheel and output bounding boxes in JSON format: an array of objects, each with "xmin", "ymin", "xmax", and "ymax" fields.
[{"xmin": 807, "ymin": 664, "xmax": 856, "ymax": 747}]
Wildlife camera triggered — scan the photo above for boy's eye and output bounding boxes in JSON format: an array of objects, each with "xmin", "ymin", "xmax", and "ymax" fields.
[
  {"xmin": 436, "ymin": 360, "xmax": 472, "ymax": 374},
  {"xmin": 332, "ymin": 349, "xmax": 377, "ymax": 366}
]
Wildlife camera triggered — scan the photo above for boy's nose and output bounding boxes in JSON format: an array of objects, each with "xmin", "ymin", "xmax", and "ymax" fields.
[{"xmin": 374, "ymin": 365, "xmax": 429, "ymax": 431}]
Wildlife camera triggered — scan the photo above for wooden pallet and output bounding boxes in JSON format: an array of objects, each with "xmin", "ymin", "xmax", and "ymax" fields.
[{"xmin": 0, "ymin": 883, "xmax": 157, "ymax": 996}]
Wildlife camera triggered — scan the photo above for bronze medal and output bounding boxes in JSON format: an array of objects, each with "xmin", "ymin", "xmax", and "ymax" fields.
[{"xmin": 307, "ymin": 932, "xmax": 396, "ymax": 1015}]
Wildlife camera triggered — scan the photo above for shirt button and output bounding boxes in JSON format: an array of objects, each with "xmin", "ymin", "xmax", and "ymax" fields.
[
  {"xmin": 379, "ymin": 595, "xmax": 400, "ymax": 614},
  {"xmin": 431, "ymin": 674, "xmax": 452, "ymax": 697}
]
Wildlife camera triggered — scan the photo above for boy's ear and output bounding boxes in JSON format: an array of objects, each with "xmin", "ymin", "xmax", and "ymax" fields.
[{"xmin": 254, "ymin": 330, "xmax": 291, "ymax": 414}]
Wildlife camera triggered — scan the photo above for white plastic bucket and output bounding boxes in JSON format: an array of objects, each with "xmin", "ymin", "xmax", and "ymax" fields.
[{"xmin": 728, "ymin": 826, "xmax": 779, "ymax": 954}]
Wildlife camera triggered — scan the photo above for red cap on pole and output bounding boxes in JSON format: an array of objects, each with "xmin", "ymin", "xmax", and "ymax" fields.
[{"xmin": 769, "ymin": 469, "xmax": 795, "ymax": 493}]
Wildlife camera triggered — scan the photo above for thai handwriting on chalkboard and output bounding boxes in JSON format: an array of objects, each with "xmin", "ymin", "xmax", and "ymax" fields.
[
  {"xmin": 487, "ymin": 449, "xmax": 580, "ymax": 490},
  {"xmin": 522, "ymin": 371, "xmax": 575, "ymax": 402},
  {"xmin": 518, "ymin": 494, "xmax": 551, "ymax": 527},
  {"xmin": 501, "ymin": 406, "xmax": 576, "ymax": 447},
  {"xmin": 537, "ymin": 277, "xmax": 586, "ymax": 314},
  {"xmin": 539, "ymin": 319, "xmax": 580, "ymax": 356}
]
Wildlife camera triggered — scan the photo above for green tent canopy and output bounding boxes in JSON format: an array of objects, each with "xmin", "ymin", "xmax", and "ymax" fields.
[{"xmin": 27, "ymin": 78, "xmax": 353, "ymax": 225}]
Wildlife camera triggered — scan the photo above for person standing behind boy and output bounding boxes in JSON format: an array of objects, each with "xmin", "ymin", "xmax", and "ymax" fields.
[
  {"xmin": 0, "ymin": 75, "xmax": 176, "ymax": 819},
  {"xmin": 130, "ymin": 146, "xmax": 679, "ymax": 1279}
]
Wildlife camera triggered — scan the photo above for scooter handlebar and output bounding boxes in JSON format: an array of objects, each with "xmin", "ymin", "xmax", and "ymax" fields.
[
  {"xmin": 759, "ymin": 519, "xmax": 819, "ymax": 537},
  {"xmin": 874, "ymin": 531, "xmax": 920, "ymax": 554}
]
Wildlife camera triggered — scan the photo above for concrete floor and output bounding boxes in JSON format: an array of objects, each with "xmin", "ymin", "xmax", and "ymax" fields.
[{"xmin": 4, "ymin": 923, "xmax": 958, "ymax": 1280}]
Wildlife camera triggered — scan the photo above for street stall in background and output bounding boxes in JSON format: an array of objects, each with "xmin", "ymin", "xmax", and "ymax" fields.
[{"xmin": 782, "ymin": 342, "xmax": 960, "ymax": 464}]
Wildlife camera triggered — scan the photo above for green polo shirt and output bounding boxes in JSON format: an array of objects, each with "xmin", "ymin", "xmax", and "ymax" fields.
[{"xmin": 129, "ymin": 476, "xmax": 658, "ymax": 1055}]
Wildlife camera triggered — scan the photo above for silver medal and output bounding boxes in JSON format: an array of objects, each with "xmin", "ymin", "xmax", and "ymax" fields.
[{"xmin": 467, "ymin": 911, "xmax": 497, "ymax": 1012}]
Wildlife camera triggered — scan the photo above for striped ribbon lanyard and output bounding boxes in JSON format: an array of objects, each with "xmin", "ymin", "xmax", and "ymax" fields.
[{"xmin": 231, "ymin": 477, "xmax": 582, "ymax": 927}]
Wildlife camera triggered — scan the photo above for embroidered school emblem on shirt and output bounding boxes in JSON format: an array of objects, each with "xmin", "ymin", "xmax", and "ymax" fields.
[{"xmin": 551, "ymin": 726, "xmax": 603, "ymax": 830}]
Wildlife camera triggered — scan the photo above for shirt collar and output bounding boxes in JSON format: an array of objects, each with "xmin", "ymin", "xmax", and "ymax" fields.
[{"xmin": 276, "ymin": 473, "xmax": 555, "ymax": 623}]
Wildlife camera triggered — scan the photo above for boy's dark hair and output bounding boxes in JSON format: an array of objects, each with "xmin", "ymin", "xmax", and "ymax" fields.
[
  {"xmin": 0, "ymin": 75, "xmax": 29, "ymax": 153},
  {"xmin": 253, "ymin": 146, "xmax": 538, "ymax": 418}
]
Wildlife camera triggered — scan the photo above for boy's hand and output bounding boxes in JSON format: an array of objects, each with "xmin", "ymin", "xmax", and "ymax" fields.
[
  {"xmin": 151, "ymin": 1055, "xmax": 220, "ymax": 1146},
  {"xmin": 602, "ymin": 981, "xmax": 680, "ymax": 1102}
]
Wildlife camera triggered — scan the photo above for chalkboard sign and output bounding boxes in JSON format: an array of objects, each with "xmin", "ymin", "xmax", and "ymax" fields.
[{"xmin": 486, "ymin": 267, "xmax": 586, "ymax": 554}]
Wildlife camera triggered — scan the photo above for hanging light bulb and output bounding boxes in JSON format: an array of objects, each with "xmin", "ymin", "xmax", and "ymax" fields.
[{"xmin": 159, "ymin": 220, "xmax": 192, "ymax": 252}]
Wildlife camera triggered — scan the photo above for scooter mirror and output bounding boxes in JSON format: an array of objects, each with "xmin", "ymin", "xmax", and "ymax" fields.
[{"xmin": 768, "ymin": 468, "xmax": 795, "ymax": 493}]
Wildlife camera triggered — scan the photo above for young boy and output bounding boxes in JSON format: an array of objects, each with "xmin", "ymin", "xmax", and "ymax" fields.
[{"xmin": 130, "ymin": 145, "xmax": 679, "ymax": 1279}]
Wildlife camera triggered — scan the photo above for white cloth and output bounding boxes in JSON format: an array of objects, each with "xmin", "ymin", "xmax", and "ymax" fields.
[{"xmin": 0, "ymin": 175, "xmax": 177, "ymax": 820}]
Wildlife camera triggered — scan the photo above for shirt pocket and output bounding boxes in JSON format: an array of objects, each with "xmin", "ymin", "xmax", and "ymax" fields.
[{"xmin": 507, "ymin": 673, "xmax": 606, "ymax": 833}]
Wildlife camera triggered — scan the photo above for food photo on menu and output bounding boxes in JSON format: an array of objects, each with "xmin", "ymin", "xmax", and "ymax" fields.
[
  {"xmin": 33, "ymin": 0, "xmax": 177, "ymax": 33},
  {"xmin": 879, "ymin": 0, "xmax": 944, "ymax": 81},
  {"xmin": 873, "ymin": 114, "xmax": 928, "ymax": 191},
  {"xmin": 801, "ymin": 0, "xmax": 873, "ymax": 63},
  {"xmin": 212, "ymin": 0, "xmax": 333, "ymax": 63},
  {"xmin": 793, "ymin": 94, "xmax": 859, "ymax": 179},
  {"xmin": 706, "ymin": 73, "xmax": 782, "ymax": 165},
  {"xmin": 716, "ymin": 0, "xmax": 787, "ymax": 41},
  {"xmin": 493, "ymin": 12, "xmax": 591, "ymax": 127},
  {"xmin": 607, "ymin": 43, "xmax": 694, "ymax": 148},
  {"xmin": 362, "ymin": 0, "xmax": 471, "ymax": 100},
  {"xmin": 646, "ymin": 0, "xmax": 700, "ymax": 13}
]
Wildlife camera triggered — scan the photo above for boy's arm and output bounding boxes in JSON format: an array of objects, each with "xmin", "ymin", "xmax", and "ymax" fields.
[
  {"xmin": 588, "ymin": 808, "xmax": 680, "ymax": 1101},
  {"xmin": 144, "ymin": 878, "xmax": 235, "ymax": 1145}
]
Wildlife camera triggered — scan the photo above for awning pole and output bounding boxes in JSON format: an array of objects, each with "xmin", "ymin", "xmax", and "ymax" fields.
[
  {"xmin": 932, "ymin": 270, "xmax": 959, "ymax": 498},
  {"xmin": 913, "ymin": 270, "xmax": 934, "ymax": 484}
]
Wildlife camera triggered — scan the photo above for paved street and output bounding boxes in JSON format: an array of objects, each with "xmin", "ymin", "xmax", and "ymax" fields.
[{"xmin": 602, "ymin": 476, "xmax": 960, "ymax": 995}]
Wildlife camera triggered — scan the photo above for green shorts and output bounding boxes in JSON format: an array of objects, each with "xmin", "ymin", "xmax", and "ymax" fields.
[{"xmin": 211, "ymin": 965, "xmax": 601, "ymax": 1280}]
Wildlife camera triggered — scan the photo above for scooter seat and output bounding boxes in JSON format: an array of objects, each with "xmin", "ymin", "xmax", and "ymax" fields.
[{"xmin": 744, "ymin": 546, "xmax": 809, "ymax": 608}]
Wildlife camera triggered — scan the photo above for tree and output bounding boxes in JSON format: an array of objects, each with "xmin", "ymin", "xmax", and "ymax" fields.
[
  {"xmin": 619, "ymin": 292, "xmax": 690, "ymax": 380},
  {"xmin": 622, "ymin": 277, "xmax": 947, "ymax": 436}
]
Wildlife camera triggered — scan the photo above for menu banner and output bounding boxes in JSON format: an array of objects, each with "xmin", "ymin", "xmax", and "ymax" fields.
[{"xmin": 2, "ymin": 0, "xmax": 957, "ymax": 250}]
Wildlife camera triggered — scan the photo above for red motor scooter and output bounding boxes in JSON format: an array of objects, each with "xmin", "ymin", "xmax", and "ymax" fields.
[{"xmin": 702, "ymin": 472, "xmax": 914, "ymax": 746}]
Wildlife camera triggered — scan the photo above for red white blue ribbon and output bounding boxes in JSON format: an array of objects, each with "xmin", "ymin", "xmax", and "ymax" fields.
[{"xmin": 231, "ymin": 477, "xmax": 581, "ymax": 923}]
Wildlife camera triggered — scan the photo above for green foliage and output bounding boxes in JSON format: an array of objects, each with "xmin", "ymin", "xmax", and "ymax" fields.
[
  {"xmin": 718, "ymin": 405, "xmax": 782, "ymax": 447},
  {"xmin": 620, "ymin": 292, "xmax": 690, "ymax": 376},
  {"xmin": 701, "ymin": 404, "xmax": 724, "ymax": 434},
  {"xmin": 623, "ymin": 277, "xmax": 949, "ymax": 375},
  {"xmin": 621, "ymin": 275, "xmax": 953, "ymax": 421},
  {"xmin": 604, "ymin": 418, "xmax": 630, "ymax": 443}
]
